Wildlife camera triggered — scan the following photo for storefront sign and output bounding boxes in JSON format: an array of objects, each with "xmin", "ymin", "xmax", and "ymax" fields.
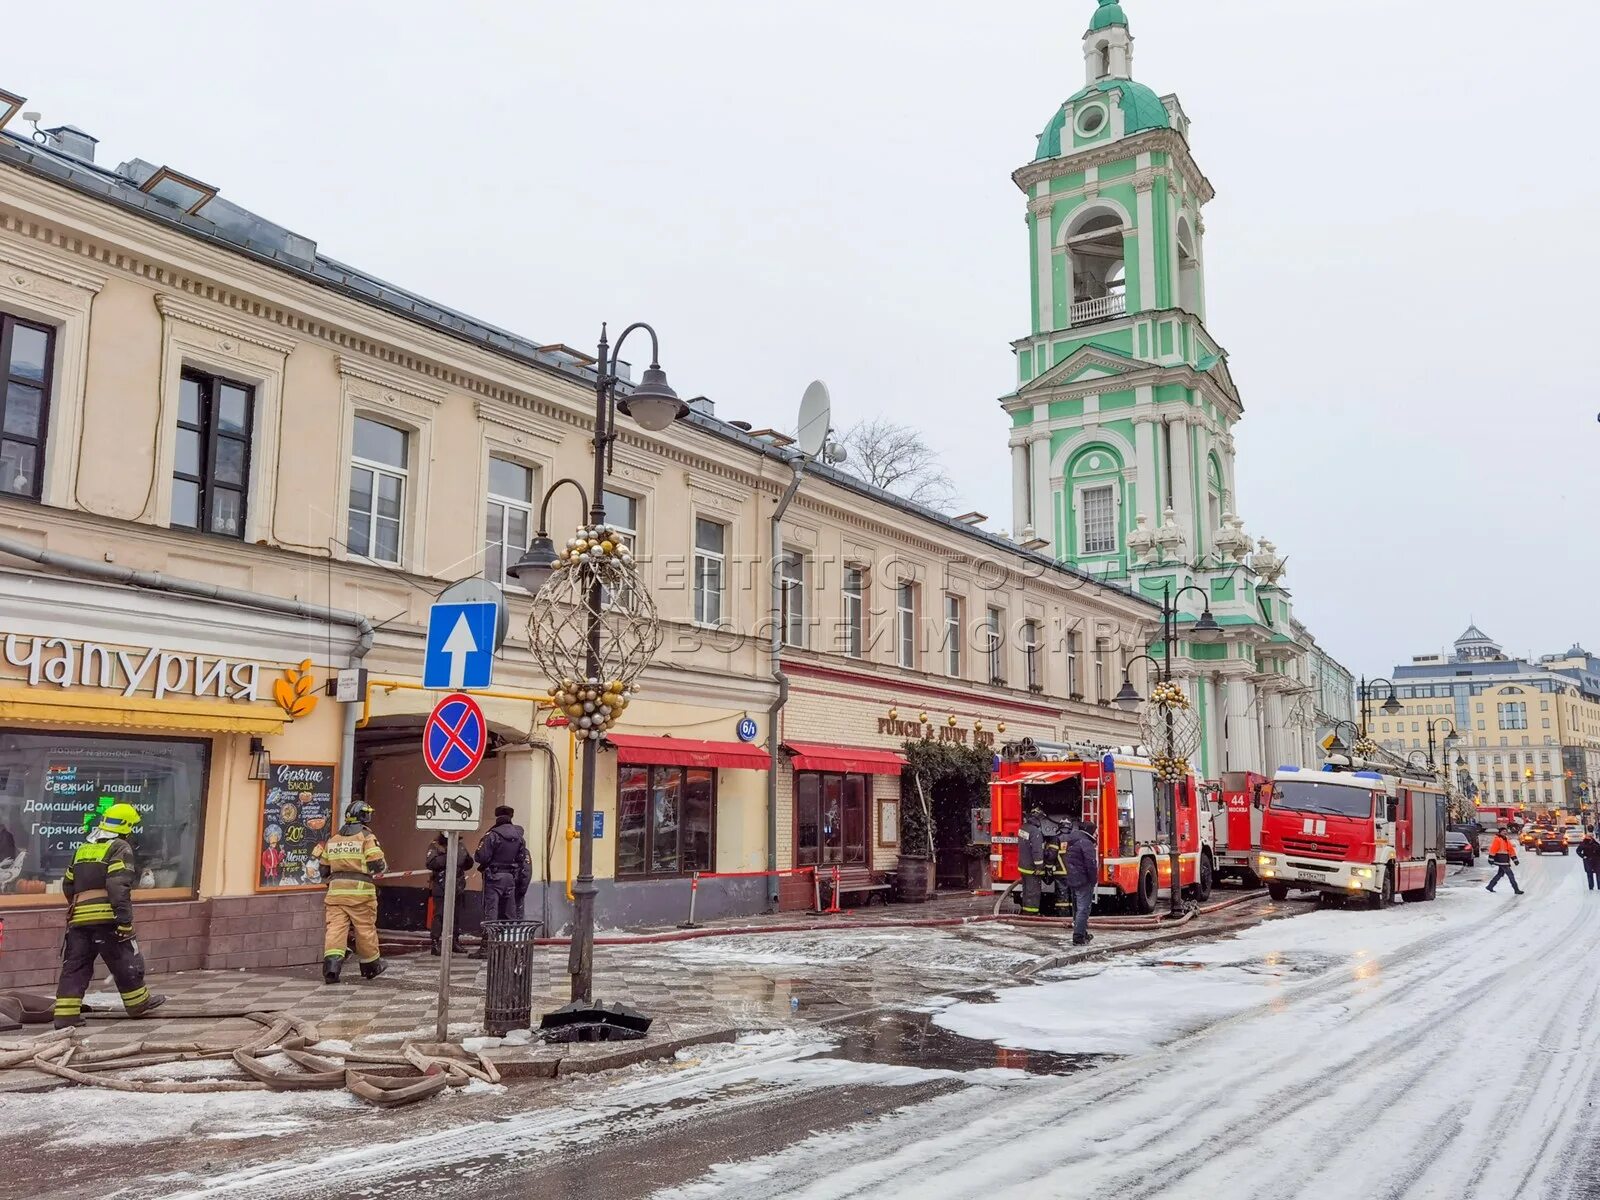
[
  {"xmin": 258, "ymin": 762, "xmax": 336, "ymax": 891},
  {"xmin": 876, "ymin": 716, "xmax": 995, "ymax": 749},
  {"xmin": 4, "ymin": 634, "xmax": 264, "ymax": 703}
]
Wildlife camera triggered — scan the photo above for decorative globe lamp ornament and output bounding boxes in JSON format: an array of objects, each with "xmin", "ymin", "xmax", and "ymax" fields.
[{"xmin": 528, "ymin": 525, "xmax": 662, "ymax": 743}]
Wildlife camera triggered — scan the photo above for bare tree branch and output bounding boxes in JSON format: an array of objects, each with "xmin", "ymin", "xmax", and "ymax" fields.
[{"xmin": 835, "ymin": 417, "xmax": 959, "ymax": 512}]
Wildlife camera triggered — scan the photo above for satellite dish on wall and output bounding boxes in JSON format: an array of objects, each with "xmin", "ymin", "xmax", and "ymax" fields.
[{"xmin": 796, "ymin": 380, "xmax": 832, "ymax": 459}]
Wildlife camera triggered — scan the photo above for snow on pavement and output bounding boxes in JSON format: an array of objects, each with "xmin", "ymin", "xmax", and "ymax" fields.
[{"xmin": 657, "ymin": 857, "xmax": 1600, "ymax": 1200}]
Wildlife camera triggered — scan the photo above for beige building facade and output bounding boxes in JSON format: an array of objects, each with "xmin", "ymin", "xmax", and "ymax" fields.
[{"xmin": 0, "ymin": 105, "xmax": 1151, "ymax": 982}]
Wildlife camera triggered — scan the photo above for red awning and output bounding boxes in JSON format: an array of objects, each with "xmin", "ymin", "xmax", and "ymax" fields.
[
  {"xmin": 607, "ymin": 735, "xmax": 769, "ymax": 770},
  {"xmin": 782, "ymin": 741, "xmax": 907, "ymax": 776}
]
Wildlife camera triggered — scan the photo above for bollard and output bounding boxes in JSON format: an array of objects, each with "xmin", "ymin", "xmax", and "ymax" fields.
[
  {"xmin": 826, "ymin": 864, "xmax": 842, "ymax": 914},
  {"xmin": 812, "ymin": 867, "xmax": 822, "ymax": 914},
  {"xmin": 679, "ymin": 873, "xmax": 700, "ymax": 929},
  {"xmin": 481, "ymin": 919, "xmax": 542, "ymax": 1036}
]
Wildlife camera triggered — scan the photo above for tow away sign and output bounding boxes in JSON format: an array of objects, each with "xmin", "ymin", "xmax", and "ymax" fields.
[{"xmin": 416, "ymin": 784, "xmax": 484, "ymax": 832}]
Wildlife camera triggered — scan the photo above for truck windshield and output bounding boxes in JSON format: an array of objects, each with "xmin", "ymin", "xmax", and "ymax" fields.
[{"xmin": 1271, "ymin": 780, "xmax": 1373, "ymax": 819}]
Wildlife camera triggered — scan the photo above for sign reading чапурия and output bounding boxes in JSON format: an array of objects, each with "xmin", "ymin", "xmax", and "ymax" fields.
[{"xmin": 3, "ymin": 634, "xmax": 267, "ymax": 703}]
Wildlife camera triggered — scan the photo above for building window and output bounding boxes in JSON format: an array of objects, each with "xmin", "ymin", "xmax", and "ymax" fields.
[
  {"xmin": 987, "ymin": 607, "xmax": 1005, "ymax": 684},
  {"xmin": 842, "ymin": 566, "xmax": 866, "ymax": 658},
  {"xmin": 0, "ymin": 313, "xmax": 54, "ymax": 502},
  {"xmin": 944, "ymin": 595, "xmax": 963, "ymax": 677},
  {"xmin": 1094, "ymin": 638, "xmax": 1109, "ymax": 701},
  {"xmin": 1081, "ymin": 485, "xmax": 1117, "ymax": 555},
  {"xmin": 173, "ymin": 369, "xmax": 253, "ymax": 537},
  {"xmin": 1542, "ymin": 718, "xmax": 1551, "ymax": 730},
  {"xmin": 693, "ymin": 518, "xmax": 727, "ymax": 627},
  {"xmin": 1023, "ymin": 620, "xmax": 1041, "ymax": 691},
  {"xmin": 794, "ymin": 772, "xmax": 869, "ymax": 866},
  {"xmin": 1499, "ymin": 702, "xmax": 1528, "ymax": 730},
  {"xmin": 484, "ymin": 456, "xmax": 535, "ymax": 587},
  {"xmin": 601, "ymin": 490, "xmax": 640, "ymax": 606},
  {"xmin": 616, "ymin": 765, "xmax": 714, "ymax": 878},
  {"xmin": 897, "ymin": 583, "xmax": 917, "ymax": 669},
  {"xmin": 348, "ymin": 416, "xmax": 408, "ymax": 563},
  {"xmin": 1067, "ymin": 630, "xmax": 1081, "ymax": 696},
  {"xmin": 780, "ymin": 550, "xmax": 807, "ymax": 648},
  {"xmin": 0, "ymin": 729, "xmax": 208, "ymax": 908}
]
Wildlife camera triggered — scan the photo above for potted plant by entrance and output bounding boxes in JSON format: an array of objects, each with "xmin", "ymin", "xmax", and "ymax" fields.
[{"xmin": 896, "ymin": 768, "xmax": 936, "ymax": 903}]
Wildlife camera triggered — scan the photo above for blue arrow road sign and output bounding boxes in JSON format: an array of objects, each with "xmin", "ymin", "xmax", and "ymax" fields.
[{"xmin": 424, "ymin": 601, "xmax": 498, "ymax": 690}]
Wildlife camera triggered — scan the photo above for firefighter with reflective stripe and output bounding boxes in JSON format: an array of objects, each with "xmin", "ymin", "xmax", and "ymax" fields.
[
  {"xmin": 1017, "ymin": 807, "xmax": 1045, "ymax": 915},
  {"xmin": 53, "ymin": 801, "xmax": 167, "ymax": 1029},
  {"xmin": 315, "ymin": 799, "xmax": 388, "ymax": 983}
]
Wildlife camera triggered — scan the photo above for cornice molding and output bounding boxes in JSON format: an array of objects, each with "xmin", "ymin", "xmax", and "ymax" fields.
[
  {"xmin": 0, "ymin": 234, "xmax": 106, "ymax": 293},
  {"xmin": 474, "ymin": 399, "xmax": 565, "ymax": 445},
  {"xmin": 155, "ymin": 292, "xmax": 296, "ymax": 356},
  {"xmin": 1013, "ymin": 128, "xmax": 1216, "ymax": 205},
  {"xmin": 335, "ymin": 354, "xmax": 446, "ymax": 404}
]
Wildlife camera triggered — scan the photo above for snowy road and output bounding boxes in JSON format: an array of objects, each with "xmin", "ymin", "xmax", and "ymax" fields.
[
  {"xmin": 32, "ymin": 859, "xmax": 1599, "ymax": 1200},
  {"xmin": 662, "ymin": 857, "xmax": 1600, "ymax": 1200}
]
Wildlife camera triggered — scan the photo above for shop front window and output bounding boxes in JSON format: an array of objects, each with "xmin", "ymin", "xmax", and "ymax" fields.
[
  {"xmin": 616, "ymin": 764, "xmax": 714, "ymax": 878},
  {"xmin": 0, "ymin": 730, "xmax": 209, "ymax": 906},
  {"xmin": 794, "ymin": 772, "xmax": 869, "ymax": 866}
]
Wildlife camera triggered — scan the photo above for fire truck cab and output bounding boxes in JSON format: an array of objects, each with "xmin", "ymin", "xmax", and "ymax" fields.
[
  {"xmin": 991, "ymin": 740, "xmax": 1214, "ymax": 914},
  {"xmin": 1258, "ymin": 764, "xmax": 1447, "ymax": 908},
  {"xmin": 1203, "ymin": 770, "xmax": 1271, "ymax": 887}
]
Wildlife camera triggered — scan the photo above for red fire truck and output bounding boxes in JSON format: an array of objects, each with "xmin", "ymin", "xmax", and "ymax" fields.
[
  {"xmin": 991, "ymin": 740, "xmax": 1214, "ymax": 913},
  {"xmin": 1257, "ymin": 764, "xmax": 1447, "ymax": 908},
  {"xmin": 1203, "ymin": 770, "xmax": 1272, "ymax": 888}
]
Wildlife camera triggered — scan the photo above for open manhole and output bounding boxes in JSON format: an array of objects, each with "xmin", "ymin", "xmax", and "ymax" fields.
[{"xmin": 819, "ymin": 1009, "xmax": 1097, "ymax": 1077}]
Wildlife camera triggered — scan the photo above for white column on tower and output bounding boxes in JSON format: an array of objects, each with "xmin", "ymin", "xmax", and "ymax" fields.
[
  {"xmin": 1135, "ymin": 173, "xmax": 1157, "ymax": 315},
  {"xmin": 1226, "ymin": 676, "xmax": 1263, "ymax": 774},
  {"xmin": 1167, "ymin": 413, "xmax": 1196, "ymax": 550},
  {"xmin": 1134, "ymin": 412, "xmax": 1159, "ymax": 522},
  {"xmin": 1036, "ymin": 200, "xmax": 1055, "ymax": 334},
  {"xmin": 1029, "ymin": 434, "xmax": 1052, "ymax": 550},
  {"xmin": 1012, "ymin": 441, "xmax": 1031, "ymax": 535}
]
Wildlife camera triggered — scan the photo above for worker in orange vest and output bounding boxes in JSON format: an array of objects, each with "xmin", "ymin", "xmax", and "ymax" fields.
[{"xmin": 1485, "ymin": 827, "xmax": 1523, "ymax": 895}]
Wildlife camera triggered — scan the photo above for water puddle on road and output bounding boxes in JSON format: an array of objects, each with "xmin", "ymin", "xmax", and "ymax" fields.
[{"xmin": 819, "ymin": 1008, "xmax": 1097, "ymax": 1077}]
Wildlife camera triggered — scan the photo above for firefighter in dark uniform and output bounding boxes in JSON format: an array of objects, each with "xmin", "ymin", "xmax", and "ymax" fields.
[
  {"xmin": 53, "ymin": 802, "xmax": 167, "ymax": 1029},
  {"xmin": 471, "ymin": 807, "xmax": 531, "ymax": 957},
  {"xmin": 1018, "ymin": 806, "xmax": 1045, "ymax": 915},
  {"xmin": 1038, "ymin": 815, "xmax": 1067, "ymax": 916}
]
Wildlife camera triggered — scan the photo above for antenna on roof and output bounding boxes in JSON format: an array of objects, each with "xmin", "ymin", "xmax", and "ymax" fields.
[{"xmin": 795, "ymin": 380, "xmax": 847, "ymax": 464}]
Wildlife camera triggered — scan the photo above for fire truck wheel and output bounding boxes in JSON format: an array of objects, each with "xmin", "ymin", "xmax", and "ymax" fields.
[
  {"xmin": 1423, "ymin": 863, "xmax": 1438, "ymax": 901},
  {"xmin": 1192, "ymin": 851, "xmax": 1214, "ymax": 902},
  {"xmin": 1369, "ymin": 866, "xmax": 1395, "ymax": 910},
  {"xmin": 1134, "ymin": 858, "xmax": 1158, "ymax": 915},
  {"xmin": 1266, "ymin": 881, "xmax": 1289, "ymax": 902}
]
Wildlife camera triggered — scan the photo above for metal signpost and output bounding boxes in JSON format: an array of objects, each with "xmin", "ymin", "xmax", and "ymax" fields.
[{"xmin": 416, "ymin": 783, "xmax": 484, "ymax": 1043}]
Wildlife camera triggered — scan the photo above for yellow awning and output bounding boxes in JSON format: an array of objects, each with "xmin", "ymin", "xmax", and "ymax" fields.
[{"xmin": 0, "ymin": 686, "xmax": 289, "ymax": 735}]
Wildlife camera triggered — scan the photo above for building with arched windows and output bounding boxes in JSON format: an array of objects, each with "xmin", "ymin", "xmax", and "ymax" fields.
[{"xmin": 1002, "ymin": 0, "xmax": 1348, "ymax": 777}]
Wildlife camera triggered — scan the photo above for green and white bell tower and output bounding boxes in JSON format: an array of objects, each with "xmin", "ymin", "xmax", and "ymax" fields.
[{"xmin": 1005, "ymin": 0, "xmax": 1318, "ymax": 778}]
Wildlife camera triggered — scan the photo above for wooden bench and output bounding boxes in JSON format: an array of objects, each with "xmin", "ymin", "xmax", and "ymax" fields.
[{"xmin": 819, "ymin": 865, "xmax": 893, "ymax": 908}]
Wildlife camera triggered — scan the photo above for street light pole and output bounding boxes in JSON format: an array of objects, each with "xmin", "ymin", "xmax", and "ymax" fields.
[
  {"xmin": 510, "ymin": 322, "xmax": 686, "ymax": 1005},
  {"xmin": 1114, "ymin": 581, "xmax": 1220, "ymax": 919}
]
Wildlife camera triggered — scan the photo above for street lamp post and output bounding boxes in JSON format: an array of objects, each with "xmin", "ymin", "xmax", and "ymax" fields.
[
  {"xmin": 1357, "ymin": 676, "xmax": 1403, "ymax": 735},
  {"xmin": 508, "ymin": 322, "xmax": 686, "ymax": 1004},
  {"xmin": 1424, "ymin": 717, "xmax": 1459, "ymax": 775},
  {"xmin": 1113, "ymin": 582, "xmax": 1222, "ymax": 918}
]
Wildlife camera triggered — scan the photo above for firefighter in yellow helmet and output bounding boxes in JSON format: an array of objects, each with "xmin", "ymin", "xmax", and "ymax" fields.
[
  {"xmin": 53, "ymin": 801, "xmax": 168, "ymax": 1029},
  {"xmin": 315, "ymin": 798, "xmax": 387, "ymax": 983}
]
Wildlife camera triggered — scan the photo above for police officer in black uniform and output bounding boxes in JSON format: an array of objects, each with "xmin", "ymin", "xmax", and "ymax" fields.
[
  {"xmin": 426, "ymin": 832, "xmax": 472, "ymax": 956},
  {"xmin": 471, "ymin": 806, "xmax": 531, "ymax": 958}
]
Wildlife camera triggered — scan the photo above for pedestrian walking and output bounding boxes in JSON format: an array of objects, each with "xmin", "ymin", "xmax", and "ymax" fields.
[
  {"xmin": 1577, "ymin": 827, "xmax": 1600, "ymax": 891},
  {"xmin": 1485, "ymin": 827, "xmax": 1524, "ymax": 895},
  {"xmin": 1064, "ymin": 819, "xmax": 1100, "ymax": 946},
  {"xmin": 426, "ymin": 832, "xmax": 472, "ymax": 955},
  {"xmin": 471, "ymin": 806, "xmax": 531, "ymax": 958},
  {"xmin": 53, "ymin": 803, "xmax": 167, "ymax": 1028},
  {"xmin": 316, "ymin": 799, "xmax": 388, "ymax": 983}
]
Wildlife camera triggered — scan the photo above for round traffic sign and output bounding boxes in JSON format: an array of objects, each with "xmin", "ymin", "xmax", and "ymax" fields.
[{"xmin": 424, "ymin": 692, "xmax": 487, "ymax": 783}]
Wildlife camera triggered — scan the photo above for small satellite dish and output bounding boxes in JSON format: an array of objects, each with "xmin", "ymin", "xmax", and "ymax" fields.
[{"xmin": 796, "ymin": 380, "xmax": 832, "ymax": 458}]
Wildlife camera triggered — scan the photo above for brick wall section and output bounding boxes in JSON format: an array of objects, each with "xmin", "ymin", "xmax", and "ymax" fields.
[{"xmin": 0, "ymin": 891, "xmax": 326, "ymax": 990}]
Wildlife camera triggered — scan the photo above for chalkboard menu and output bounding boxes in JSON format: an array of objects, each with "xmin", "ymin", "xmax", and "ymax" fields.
[{"xmin": 257, "ymin": 762, "xmax": 336, "ymax": 891}]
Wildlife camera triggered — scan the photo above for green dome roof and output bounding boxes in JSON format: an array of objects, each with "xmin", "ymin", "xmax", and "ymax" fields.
[
  {"xmin": 1034, "ymin": 79, "xmax": 1171, "ymax": 160},
  {"xmin": 1088, "ymin": 0, "xmax": 1128, "ymax": 32}
]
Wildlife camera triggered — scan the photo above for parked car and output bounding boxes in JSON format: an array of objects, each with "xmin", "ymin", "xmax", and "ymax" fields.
[
  {"xmin": 1444, "ymin": 830, "xmax": 1476, "ymax": 867},
  {"xmin": 1448, "ymin": 823, "xmax": 1484, "ymax": 853},
  {"xmin": 1534, "ymin": 828, "xmax": 1570, "ymax": 855}
]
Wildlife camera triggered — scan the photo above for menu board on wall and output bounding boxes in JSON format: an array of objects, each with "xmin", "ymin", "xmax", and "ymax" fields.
[{"xmin": 257, "ymin": 762, "xmax": 336, "ymax": 891}]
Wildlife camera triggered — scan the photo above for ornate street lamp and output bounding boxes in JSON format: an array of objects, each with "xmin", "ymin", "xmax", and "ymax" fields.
[
  {"xmin": 510, "ymin": 323, "xmax": 682, "ymax": 1007},
  {"xmin": 1113, "ymin": 581, "xmax": 1219, "ymax": 918}
]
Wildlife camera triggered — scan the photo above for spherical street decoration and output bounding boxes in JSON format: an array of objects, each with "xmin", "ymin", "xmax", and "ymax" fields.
[
  {"xmin": 918, "ymin": 712, "xmax": 929, "ymax": 725},
  {"xmin": 888, "ymin": 707, "xmax": 899, "ymax": 721},
  {"xmin": 1151, "ymin": 753, "xmax": 1191, "ymax": 784},
  {"xmin": 1138, "ymin": 683, "xmax": 1202, "ymax": 762},
  {"xmin": 529, "ymin": 525, "xmax": 662, "ymax": 743},
  {"xmin": 947, "ymin": 714, "xmax": 958, "ymax": 728},
  {"xmin": 1354, "ymin": 736, "xmax": 1381, "ymax": 758},
  {"xmin": 997, "ymin": 722, "xmax": 1007, "ymax": 734}
]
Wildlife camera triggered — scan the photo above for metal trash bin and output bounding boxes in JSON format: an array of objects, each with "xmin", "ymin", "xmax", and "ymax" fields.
[{"xmin": 481, "ymin": 919, "xmax": 542, "ymax": 1035}]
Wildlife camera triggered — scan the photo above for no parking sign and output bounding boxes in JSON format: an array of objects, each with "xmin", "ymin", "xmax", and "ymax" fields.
[{"xmin": 423, "ymin": 692, "xmax": 487, "ymax": 783}]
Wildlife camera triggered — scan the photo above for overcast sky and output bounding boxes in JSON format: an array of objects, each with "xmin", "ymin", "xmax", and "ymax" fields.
[{"xmin": 10, "ymin": 0, "xmax": 1598, "ymax": 675}]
